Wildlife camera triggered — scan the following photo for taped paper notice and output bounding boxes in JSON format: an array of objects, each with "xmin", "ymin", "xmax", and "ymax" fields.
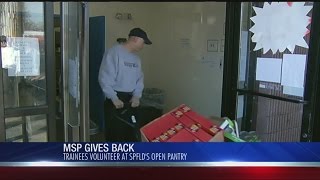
[
  {"xmin": 249, "ymin": 2, "xmax": 312, "ymax": 54},
  {"xmin": 256, "ymin": 58, "xmax": 282, "ymax": 83},
  {"xmin": 281, "ymin": 54, "xmax": 306, "ymax": 88},
  {"xmin": 4, "ymin": 37, "xmax": 40, "ymax": 76},
  {"xmin": 1, "ymin": 47, "xmax": 16, "ymax": 68}
]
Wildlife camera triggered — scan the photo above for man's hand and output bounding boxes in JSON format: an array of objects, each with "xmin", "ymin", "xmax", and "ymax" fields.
[
  {"xmin": 112, "ymin": 99, "xmax": 124, "ymax": 109},
  {"xmin": 130, "ymin": 96, "xmax": 140, "ymax": 108}
]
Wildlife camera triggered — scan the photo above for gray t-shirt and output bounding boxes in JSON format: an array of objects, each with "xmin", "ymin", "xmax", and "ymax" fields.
[{"xmin": 98, "ymin": 44, "xmax": 144, "ymax": 100}]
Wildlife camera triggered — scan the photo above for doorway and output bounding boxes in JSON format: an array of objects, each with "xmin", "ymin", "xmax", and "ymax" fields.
[
  {"xmin": 88, "ymin": 2, "xmax": 227, "ymax": 140},
  {"xmin": 0, "ymin": 2, "xmax": 56, "ymax": 142},
  {"xmin": 0, "ymin": 2, "xmax": 89, "ymax": 142}
]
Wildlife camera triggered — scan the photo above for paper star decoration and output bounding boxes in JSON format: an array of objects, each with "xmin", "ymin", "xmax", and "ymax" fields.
[{"xmin": 249, "ymin": 2, "xmax": 312, "ymax": 54}]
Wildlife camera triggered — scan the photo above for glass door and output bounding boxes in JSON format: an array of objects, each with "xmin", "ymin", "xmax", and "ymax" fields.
[
  {"xmin": 235, "ymin": 2, "xmax": 317, "ymax": 142},
  {"xmin": 0, "ymin": 2, "xmax": 56, "ymax": 142},
  {"xmin": 61, "ymin": 2, "xmax": 89, "ymax": 142}
]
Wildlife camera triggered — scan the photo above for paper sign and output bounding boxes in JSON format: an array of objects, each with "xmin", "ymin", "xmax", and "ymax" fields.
[
  {"xmin": 281, "ymin": 54, "xmax": 306, "ymax": 88},
  {"xmin": 1, "ymin": 47, "xmax": 16, "ymax": 68},
  {"xmin": 180, "ymin": 38, "xmax": 191, "ymax": 48},
  {"xmin": 250, "ymin": 2, "xmax": 312, "ymax": 54},
  {"xmin": 256, "ymin": 58, "xmax": 282, "ymax": 83},
  {"xmin": 5, "ymin": 37, "xmax": 40, "ymax": 76}
]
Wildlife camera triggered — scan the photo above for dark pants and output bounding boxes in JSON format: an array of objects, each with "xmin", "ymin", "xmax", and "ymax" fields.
[{"xmin": 104, "ymin": 92, "xmax": 140, "ymax": 142}]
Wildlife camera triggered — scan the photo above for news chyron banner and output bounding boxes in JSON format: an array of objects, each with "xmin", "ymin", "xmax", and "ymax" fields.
[
  {"xmin": 0, "ymin": 143, "xmax": 320, "ymax": 165},
  {"xmin": 62, "ymin": 143, "xmax": 186, "ymax": 162}
]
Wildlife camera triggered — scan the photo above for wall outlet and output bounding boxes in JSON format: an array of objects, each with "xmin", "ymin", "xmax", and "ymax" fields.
[{"xmin": 207, "ymin": 40, "xmax": 218, "ymax": 52}]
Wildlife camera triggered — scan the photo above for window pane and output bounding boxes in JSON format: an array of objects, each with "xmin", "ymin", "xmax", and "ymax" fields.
[
  {"xmin": 235, "ymin": 2, "xmax": 313, "ymax": 142},
  {"xmin": 0, "ymin": 2, "xmax": 47, "ymax": 108},
  {"xmin": 238, "ymin": 2, "xmax": 314, "ymax": 100},
  {"xmin": 5, "ymin": 114, "xmax": 48, "ymax": 142},
  {"xmin": 237, "ymin": 94, "xmax": 303, "ymax": 142},
  {"xmin": 5, "ymin": 117, "xmax": 23, "ymax": 142}
]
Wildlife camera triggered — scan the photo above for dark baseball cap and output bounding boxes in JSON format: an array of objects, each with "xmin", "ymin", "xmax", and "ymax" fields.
[{"xmin": 128, "ymin": 28, "xmax": 152, "ymax": 45}]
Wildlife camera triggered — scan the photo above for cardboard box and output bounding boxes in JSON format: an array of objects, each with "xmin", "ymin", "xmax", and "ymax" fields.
[
  {"xmin": 166, "ymin": 129, "xmax": 200, "ymax": 142},
  {"xmin": 171, "ymin": 110, "xmax": 196, "ymax": 127},
  {"xmin": 140, "ymin": 104, "xmax": 224, "ymax": 142},
  {"xmin": 179, "ymin": 105, "xmax": 214, "ymax": 129},
  {"xmin": 177, "ymin": 105, "xmax": 224, "ymax": 136},
  {"xmin": 140, "ymin": 113, "xmax": 181, "ymax": 142},
  {"xmin": 186, "ymin": 128, "xmax": 214, "ymax": 142}
]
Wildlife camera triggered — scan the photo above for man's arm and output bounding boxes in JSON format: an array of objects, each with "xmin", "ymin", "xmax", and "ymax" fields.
[
  {"xmin": 98, "ymin": 49, "xmax": 119, "ymax": 101},
  {"xmin": 132, "ymin": 62, "xmax": 144, "ymax": 98}
]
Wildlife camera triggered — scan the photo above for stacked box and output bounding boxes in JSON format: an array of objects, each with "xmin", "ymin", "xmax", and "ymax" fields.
[
  {"xmin": 166, "ymin": 129, "xmax": 200, "ymax": 142},
  {"xmin": 140, "ymin": 113, "xmax": 182, "ymax": 142},
  {"xmin": 140, "ymin": 104, "xmax": 224, "ymax": 142},
  {"xmin": 178, "ymin": 105, "xmax": 222, "ymax": 136}
]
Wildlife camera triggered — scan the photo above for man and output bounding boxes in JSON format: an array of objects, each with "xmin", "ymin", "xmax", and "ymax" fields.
[{"xmin": 98, "ymin": 27, "xmax": 152, "ymax": 142}]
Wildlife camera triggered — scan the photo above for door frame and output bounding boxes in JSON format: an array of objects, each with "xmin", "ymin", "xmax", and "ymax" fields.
[
  {"xmin": 221, "ymin": 2, "xmax": 320, "ymax": 142},
  {"xmin": 308, "ymin": 3, "xmax": 320, "ymax": 141},
  {"xmin": 0, "ymin": 2, "xmax": 56, "ymax": 142},
  {"xmin": 221, "ymin": 2, "xmax": 241, "ymax": 120},
  {"xmin": 61, "ymin": 2, "xmax": 90, "ymax": 142}
]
